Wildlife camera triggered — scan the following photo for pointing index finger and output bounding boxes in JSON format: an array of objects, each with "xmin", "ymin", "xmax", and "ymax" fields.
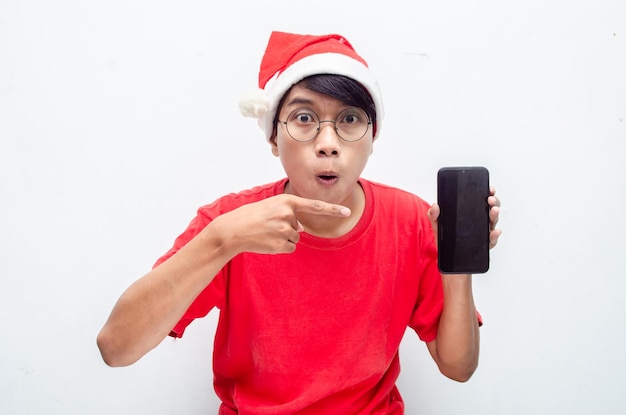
[{"xmin": 291, "ymin": 196, "xmax": 351, "ymax": 217}]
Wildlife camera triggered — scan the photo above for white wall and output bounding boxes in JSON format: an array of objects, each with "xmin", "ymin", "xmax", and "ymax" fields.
[{"xmin": 1, "ymin": 1, "xmax": 625, "ymax": 413}]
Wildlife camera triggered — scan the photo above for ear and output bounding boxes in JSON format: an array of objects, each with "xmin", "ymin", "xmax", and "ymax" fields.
[{"xmin": 270, "ymin": 135, "xmax": 279, "ymax": 157}]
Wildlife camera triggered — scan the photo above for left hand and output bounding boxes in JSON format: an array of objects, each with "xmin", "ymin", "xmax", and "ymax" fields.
[{"xmin": 428, "ymin": 186, "xmax": 502, "ymax": 249}]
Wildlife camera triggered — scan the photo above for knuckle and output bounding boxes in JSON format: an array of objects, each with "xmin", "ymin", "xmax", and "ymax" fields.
[{"xmin": 311, "ymin": 200, "xmax": 324, "ymax": 211}]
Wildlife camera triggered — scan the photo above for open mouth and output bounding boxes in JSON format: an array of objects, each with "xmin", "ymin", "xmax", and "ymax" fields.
[{"xmin": 317, "ymin": 174, "xmax": 338, "ymax": 184}]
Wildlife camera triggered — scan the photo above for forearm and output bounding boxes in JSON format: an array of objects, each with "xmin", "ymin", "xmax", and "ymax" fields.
[
  {"xmin": 431, "ymin": 274, "xmax": 480, "ymax": 382},
  {"xmin": 97, "ymin": 221, "xmax": 235, "ymax": 367}
]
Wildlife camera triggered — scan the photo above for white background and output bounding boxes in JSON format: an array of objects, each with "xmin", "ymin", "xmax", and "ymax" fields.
[{"xmin": 1, "ymin": 1, "xmax": 625, "ymax": 413}]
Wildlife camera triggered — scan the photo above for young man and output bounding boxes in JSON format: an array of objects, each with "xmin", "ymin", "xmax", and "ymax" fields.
[{"xmin": 97, "ymin": 31, "xmax": 502, "ymax": 414}]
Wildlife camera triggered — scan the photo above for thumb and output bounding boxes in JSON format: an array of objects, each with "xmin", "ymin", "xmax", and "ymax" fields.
[
  {"xmin": 428, "ymin": 204, "xmax": 440, "ymax": 247},
  {"xmin": 428, "ymin": 203, "xmax": 440, "ymax": 224}
]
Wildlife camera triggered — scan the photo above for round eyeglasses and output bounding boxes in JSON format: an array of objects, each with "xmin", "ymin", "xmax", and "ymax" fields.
[{"xmin": 278, "ymin": 107, "xmax": 372, "ymax": 142}]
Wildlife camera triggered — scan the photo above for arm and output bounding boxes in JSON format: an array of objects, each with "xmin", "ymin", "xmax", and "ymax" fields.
[
  {"xmin": 425, "ymin": 187, "xmax": 502, "ymax": 382},
  {"xmin": 426, "ymin": 274, "xmax": 479, "ymax": 382},
  {"xmin": 96, "ymin": 218, "xmax": 238, "ymax": 367},
  {"xmin": 96, "ymin": 194, "xmax": 351, "ymax": 367}
]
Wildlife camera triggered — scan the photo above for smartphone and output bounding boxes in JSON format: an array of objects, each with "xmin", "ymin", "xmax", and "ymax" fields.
[{"xmin": 437, "ymin": 166, "xmax": 490, "ymax": 274}]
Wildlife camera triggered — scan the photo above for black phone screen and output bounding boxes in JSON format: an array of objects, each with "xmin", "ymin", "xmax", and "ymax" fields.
[{"xmin": 437, "ymin": 167, "xmax": 490, "ymax": 274}]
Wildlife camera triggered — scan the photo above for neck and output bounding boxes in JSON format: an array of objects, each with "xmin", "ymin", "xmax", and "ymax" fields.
[{"xmin": 294, "ymin": 183, "xmax": 366, "ymax": 238}]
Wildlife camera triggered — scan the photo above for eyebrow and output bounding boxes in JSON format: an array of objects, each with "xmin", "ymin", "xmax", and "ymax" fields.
[{"xmin": 284, "ymin": 96, "xmax": 316, "ymax": 107}]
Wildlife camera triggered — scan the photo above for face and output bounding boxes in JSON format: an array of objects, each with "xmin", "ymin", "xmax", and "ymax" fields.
[{"xmin": 270, "ymin": 84, "xmax": 374, "ymax": 208}]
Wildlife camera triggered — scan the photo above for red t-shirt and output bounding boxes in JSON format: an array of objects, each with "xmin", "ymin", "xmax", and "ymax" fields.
[{"xmin": 154, "ymin": 178, "xmax": 444, "ymax": 414}]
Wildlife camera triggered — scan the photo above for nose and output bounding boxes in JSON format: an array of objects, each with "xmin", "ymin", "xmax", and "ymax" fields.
[{"xmin": 314, "ymin": 121, "xmax": 341, "ymax": 156}]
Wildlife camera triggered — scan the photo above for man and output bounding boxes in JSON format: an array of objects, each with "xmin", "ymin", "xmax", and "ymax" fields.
[{"xmin": 97, "ymin": 31, "xmax": 502, "ymax": 414}]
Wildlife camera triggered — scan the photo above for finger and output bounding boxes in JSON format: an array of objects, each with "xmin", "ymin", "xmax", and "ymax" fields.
[
  {"xmin": 291, "ymin": 196, "xmax": 351, "ymax": 217},
  {"xmin": 489, "ymin": 228, "xmax": 502, "ymax": 249},
  {"xmin": 428, "ymin": 203, "xmax": 440, "ymax": 222},
  {"xmin": 427, "ymin": 204, "xmax": 439, "ymax": 247},
  {"xmin": 287, "ymin": 228, "xmax": 301, "ymax": 245},
  {"xmin": 295, "ymin": 220, "xmax": 304, "ymax": 232},
  {"xmin": 489, "ymin": 205, "xmax": 500, "ymax": 229},
  {"xmin": 488, "ymin": 195, "xmax": 501, "ymax": 208}
]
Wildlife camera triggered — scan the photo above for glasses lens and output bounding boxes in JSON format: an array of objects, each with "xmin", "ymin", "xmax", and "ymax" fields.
[
  {"xmin": 286, "ymin": 110, "xmax": 319, "ymax": 142},
  {"xmin": 335, "ymin": 108, "xmax": 370, "ymax": 141}
]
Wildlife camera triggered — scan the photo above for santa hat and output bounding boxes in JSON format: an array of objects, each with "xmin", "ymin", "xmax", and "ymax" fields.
[{"xmin": 239, "ymin": 31, "xmax": 384, "ymax": 141}]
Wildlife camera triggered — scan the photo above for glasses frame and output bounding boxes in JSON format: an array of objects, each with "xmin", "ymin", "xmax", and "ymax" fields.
[{"xmin": 277, "ymin": 108, "xmax": 372, "ymax": 143}]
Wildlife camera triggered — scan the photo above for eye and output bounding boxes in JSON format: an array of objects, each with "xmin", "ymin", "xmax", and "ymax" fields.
[
  {"xmin": 297, "ymin": 113, "xmax": 313, "ymax": 123},
  {"xmin": 343, "ymin": 113, "xmax": 359, "ymax": 124},
  {"xmin": 338, "ymin": 108, "xmax": 367, "ymax": 126},
  {"xmin": 289, "ymin": 110, "xmax": 317, "ymax": 125}
]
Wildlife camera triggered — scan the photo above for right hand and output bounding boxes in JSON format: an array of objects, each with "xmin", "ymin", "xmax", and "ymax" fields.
[{"xmin": 209, "ymin": 194, "xmax": 351, "ymax": 255}]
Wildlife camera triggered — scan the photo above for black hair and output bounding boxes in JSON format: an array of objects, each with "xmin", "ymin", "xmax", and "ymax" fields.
[
  {"xmin": 298, "ymin": 74, "xmax": 376, "ymax": 123},
  {"xmin": 271, "ymin": 74, "xmax": 377, "ymax": 141}
]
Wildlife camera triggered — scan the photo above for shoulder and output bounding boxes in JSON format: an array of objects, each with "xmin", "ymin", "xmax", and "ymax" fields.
[
  {"xmin": 197, "ymin": 178, "xmax": 288, "ymax": 218},
  {"xmin": 152, "ymin": 179, "xmax": 288, "ymax": 268}
]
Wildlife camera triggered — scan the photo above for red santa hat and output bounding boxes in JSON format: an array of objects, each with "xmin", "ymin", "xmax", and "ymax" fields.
[{"xmin": 239, "ymin": 31, "xmax": 384, "ymax": 141}]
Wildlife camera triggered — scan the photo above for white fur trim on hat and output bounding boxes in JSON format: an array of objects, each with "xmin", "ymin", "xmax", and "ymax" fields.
[{"xmin": 238, "ymin": 88, "xmax": 269, "ymax": 119}]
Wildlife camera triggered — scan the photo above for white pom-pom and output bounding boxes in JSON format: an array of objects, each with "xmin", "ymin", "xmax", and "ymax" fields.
[{"xmin": 238, "ymin": 89, "xmax": 269, "ymax": 119}]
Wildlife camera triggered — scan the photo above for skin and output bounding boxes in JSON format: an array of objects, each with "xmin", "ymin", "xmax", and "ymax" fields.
[{"xmin": 97, "ymin": 83, "xmax": 503, "ymax": 384}]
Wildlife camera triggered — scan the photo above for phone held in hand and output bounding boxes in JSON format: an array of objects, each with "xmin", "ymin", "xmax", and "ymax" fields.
[{"xmin": 437, "ymin": 166, "xmax": 490, "ymax": 274}]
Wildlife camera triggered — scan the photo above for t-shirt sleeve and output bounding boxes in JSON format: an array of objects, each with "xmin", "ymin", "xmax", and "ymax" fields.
[
  {"xmin": 169, "ymin": 273, "xmax": 225, "ymax": 338},
  {"xmin": 153, "ymin": 211, "xmax": 225, "ymax": 338}
]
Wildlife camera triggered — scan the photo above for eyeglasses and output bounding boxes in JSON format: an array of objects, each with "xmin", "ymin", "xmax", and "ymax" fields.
[{"xmin": 277, "ymin": 107, "xmax": 372, "ymax": 142}]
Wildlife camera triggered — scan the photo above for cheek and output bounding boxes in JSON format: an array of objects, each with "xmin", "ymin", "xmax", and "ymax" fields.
[
  {"xmin": 358, "ymin": 140, "xmax": 374, "ymax": 159},
  {"xmin": 276, "ymin": 127, "xmax": 307, "ymax": 152},
  {"xmin": 275, "ymin": 136, "xmax": 303, "ymax": 166}
]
